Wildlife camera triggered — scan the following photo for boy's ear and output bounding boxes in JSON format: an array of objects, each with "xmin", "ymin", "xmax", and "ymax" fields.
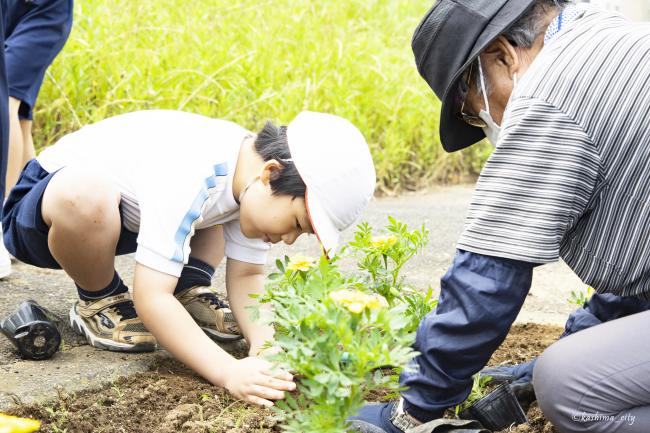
[{"xmin": 260, "ymin": 159, "xmax": 283, "ymax": 186}]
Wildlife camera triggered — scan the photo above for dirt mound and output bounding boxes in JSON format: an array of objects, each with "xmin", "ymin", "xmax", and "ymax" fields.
[{"xmin": 6, "ymin": 323, "xmax": 563, "ymax": 433}]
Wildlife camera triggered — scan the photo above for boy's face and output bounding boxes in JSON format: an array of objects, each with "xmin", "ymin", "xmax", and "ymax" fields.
[{"xmin": 238, "ymin": 161, "xmax": 313, "ymax": 245}]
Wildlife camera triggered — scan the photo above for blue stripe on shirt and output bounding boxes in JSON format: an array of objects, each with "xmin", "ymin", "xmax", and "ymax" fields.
[{"xmin": 172, "ymin": 162, "xmax": 228, "ymax": 262}]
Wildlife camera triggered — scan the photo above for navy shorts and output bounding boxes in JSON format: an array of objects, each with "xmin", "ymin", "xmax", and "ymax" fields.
[
  {"xmin": 3, "ymin": 0, "xmax": 73, "ymax": 120},
  {"xmin": 2, "ymin": 159, "xmax": 138, "ymax": 269}
]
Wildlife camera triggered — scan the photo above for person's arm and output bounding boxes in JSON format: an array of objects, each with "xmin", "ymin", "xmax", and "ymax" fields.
[
  {"xmin": 400, "ymin": 250, "xmax": 533, "ymax": 421},
  {"xmin": 225, "ymin": 258, "xmax": 274, "ymax": 356},
  {"xmin": 132, "ymin": 262, "xmax": 295, "ymax": 407}
]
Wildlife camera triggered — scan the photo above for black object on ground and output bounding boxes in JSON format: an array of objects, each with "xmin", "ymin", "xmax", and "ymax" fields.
[
  {"xmin": 510, "ymin": 381, "xmax": 536, "ymax": 413},
  {"xmin": 480, "ymin": 360, "xmax": 538, "ymax": 412},
  {"xmin": 0, "ymin": 300, "xmax": 62, "ymax": 360},
  {"xmin": 459, "ymin": 383, "xmax": 528, "ymax": 431}
]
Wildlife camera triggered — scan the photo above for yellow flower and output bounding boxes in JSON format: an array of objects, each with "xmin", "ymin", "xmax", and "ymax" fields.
[
  {"xmin": 347, "ymin": 302, "xmax": 365, "ymax": 314},
  {"xmin": 329, "ymin": 289, "xmax": 388, "ymax": 314},
  {"xmin": 371, "ymin": 235, "xmax": 398, "ymax": 250},
  {"xmin": 287, "ymin": 255, "xmax": 316, "ymax": 272},
  {"xmin": 0, "ymin": 413, "xmax": 41, "ymax": 433},
  {"xmin": 365, "ymin": 295, "xmax": 389, "ymax": 310}
]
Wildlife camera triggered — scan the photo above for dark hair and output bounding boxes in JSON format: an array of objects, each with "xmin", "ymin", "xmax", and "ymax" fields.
[
  {"xmin": 254, "ymin": 121, "xmax": 306, "ymax": 198},
  {"xmin": 502, "ymin": 0, "xmax": 572, "ymax": 48},
  {"xmin": 470, "ymin": 0, "xmax": 572, "ymax": 96}
]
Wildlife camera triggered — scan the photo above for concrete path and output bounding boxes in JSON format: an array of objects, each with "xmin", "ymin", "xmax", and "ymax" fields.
[{"xmin": 0, "ymin": 185, "xmax": 586, "ymax": 409}]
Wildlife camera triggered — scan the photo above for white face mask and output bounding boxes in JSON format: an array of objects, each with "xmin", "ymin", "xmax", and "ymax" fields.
[
  {"xmin": 476, "ymin": 56, "xmax": 518, "ymax": 147},
  {"xmin": 238, "ymin": 176, "xmax": 259, "ymax": 204}
]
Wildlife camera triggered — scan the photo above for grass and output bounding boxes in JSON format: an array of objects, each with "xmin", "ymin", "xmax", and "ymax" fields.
[{"xmin": 34, "ymin": 0, "xmax": 491, "ymax": 193}]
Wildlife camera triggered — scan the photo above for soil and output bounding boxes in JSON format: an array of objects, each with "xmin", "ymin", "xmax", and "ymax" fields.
[{"xmin": 5, "ymin": 323, "xmax": 563, "ymax": 433}]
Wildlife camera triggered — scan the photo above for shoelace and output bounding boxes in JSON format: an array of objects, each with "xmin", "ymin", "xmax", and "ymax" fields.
[
  {"xmin": 110, "ymin": 300, "xmax": 138, "ymax": 320},
  {"xmin": 197, "ymin": 292, "xmax": 229, "ymax": 310}
]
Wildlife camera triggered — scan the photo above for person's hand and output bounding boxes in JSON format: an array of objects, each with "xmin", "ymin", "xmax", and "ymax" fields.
[{"xmin": 222, "ymin": 356, "xmax": 295, "ymax": 407}]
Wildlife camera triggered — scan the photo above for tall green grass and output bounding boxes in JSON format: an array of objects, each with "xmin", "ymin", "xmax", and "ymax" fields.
[{"xmin": 35, "ymin": 0, "xmax": 491, "ymax": 192}]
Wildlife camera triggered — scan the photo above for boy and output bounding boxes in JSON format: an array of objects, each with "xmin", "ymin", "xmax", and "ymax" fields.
[
  {"xmin": 2, "ymin": 110, "xmax": 376, "ymax": 407},
  {"xmin": 1, "ymin": 0, "xmax": 74, "ymax": 276}
]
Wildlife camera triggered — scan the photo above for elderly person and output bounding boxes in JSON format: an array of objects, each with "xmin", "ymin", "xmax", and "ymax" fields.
[{"xmin": 351, "ymin": 1, "xmax": 650, "ymax": 432}]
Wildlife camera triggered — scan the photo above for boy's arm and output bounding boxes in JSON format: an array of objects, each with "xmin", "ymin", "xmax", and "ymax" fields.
[
  {"xmin": 225, "ymin": 258, "xmax": 273, "ymax": 356},
  {"xmin": 132, "ymin": 262, "xmax": 294, "ymax": 407}
]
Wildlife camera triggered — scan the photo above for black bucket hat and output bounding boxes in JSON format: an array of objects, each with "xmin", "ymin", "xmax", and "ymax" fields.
[{"xmin": 412, "ymin": 0, "xmax": 537, "ymax": 152}]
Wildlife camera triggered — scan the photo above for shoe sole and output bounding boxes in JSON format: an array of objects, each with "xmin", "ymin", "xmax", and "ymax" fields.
[
  {"xmin": 69, "ymin": 305, "xmax": 156, "ymax": 353},
  {"xmin": 200, "ymin": 326, "xmax": 243, "ymax": 342}
]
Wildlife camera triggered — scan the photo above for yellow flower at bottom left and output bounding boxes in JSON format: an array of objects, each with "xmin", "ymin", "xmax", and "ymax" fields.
[{"xmin": 0, "ymin": 413, "xmax": 41, "ymax": 433}]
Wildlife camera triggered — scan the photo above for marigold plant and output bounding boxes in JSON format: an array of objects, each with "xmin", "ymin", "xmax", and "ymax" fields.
[
  {"xmin": 348, "ymin": 217, "xmax": 437, "ymax": 332},
  {"xmin": 254, "ymin": 219, "xmax": 438, "ymax": 432},
  {"xmin": 257, "ymin": 254, "xmax": 416, "ymax": 432}
]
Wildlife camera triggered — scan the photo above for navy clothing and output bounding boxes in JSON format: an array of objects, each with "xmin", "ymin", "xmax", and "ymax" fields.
[
  {"xmin": 400, "ymin": 250, "xmax": 533, "ymax": 422},
  {"xmin": 3, "ymin": 0, "xmax": 72, "ymax": 119},
  {"xmin": 561, "ymin": 292, "xmax": 650, "ymax": 338},
  {"xmin": 350, "ymin": 402, "xmax": 407, "ymax": 433},
  {"xmin": 0, "ymin": 4, "xmax": 8, "ymax": 201},
  {"xmin": 2, "ymin": 159, "xmax": 138, "ymax": 268},
  {"xmin": 398, "ymin": 251, "xmax": 650, "ymax": 422}
]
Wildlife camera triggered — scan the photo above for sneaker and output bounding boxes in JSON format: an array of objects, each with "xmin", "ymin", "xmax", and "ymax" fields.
[
  {"xmin": 0, "ymin": 223, "xmax": 11, "ymax": 279},
  {"xmin": 69, "ymin": 293, "xmax": 157, "ymax": 352},
  {"xmin": 175, "ymin": 286, "xmax": 242, "ymax": 342},
  {"xmin": 349, "ymin": 400, "xmax": 488, "ymax": 433}
]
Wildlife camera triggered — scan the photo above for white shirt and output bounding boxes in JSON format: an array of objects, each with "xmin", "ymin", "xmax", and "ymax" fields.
[{"xmin": 37, "ymin": 110, "xmax": 270, "ymax": 277}]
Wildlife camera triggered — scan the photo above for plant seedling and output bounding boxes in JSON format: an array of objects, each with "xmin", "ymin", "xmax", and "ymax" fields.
[
  {"xmin": 454, "ymin": 373, "xmax": 493, "ymax": 417},
  {"xmin": 567, "ymin": 286, "xmax": 595, "ymax": 307}
]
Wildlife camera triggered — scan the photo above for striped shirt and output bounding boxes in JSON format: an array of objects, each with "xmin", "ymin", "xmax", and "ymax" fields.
[{"xmin": 458, "ymin": 7, "xmax": 650, "ymax": 299}]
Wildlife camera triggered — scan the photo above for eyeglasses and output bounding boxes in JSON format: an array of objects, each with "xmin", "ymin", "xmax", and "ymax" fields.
[{"xmin": 456, "ymin": 60, "xmax": 488, "ymax": 128}]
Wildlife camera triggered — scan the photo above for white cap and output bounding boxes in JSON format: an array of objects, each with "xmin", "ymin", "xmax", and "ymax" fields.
[{"xmin": 287, "ymin": 111, "xmax": 376, "ymax": 257}]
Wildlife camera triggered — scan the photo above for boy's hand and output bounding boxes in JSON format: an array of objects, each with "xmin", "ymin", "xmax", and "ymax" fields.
[{"xmin": 223, "ymin": 357, "xmax": 295, "ymax": 407}]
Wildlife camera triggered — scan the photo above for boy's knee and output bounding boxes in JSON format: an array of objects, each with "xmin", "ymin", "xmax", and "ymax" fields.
[{"xmin": 43, "ymin": 170, "xmax": 120, "ymax": 229}]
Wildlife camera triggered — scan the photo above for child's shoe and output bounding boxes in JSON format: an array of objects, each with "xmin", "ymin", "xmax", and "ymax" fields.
[
  {"xmin": 175, "ymin": 286, "xmax": 242, "ymax": 342},
  {"xmin": 69, "ymin": 293, "xmax": 157, "ymax": 352}
]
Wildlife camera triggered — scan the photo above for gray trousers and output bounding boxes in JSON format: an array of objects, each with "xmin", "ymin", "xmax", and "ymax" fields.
[{"xmin": 534, "ymin": 310, "xmax": 650, "ymax": 433}]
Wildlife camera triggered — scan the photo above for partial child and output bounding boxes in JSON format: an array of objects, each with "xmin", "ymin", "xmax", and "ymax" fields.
[
  {"xmin": 1, "ymin": 0, "xmax": 74, "ymax": 276},
  {"xmin": 2, "ymin": 110, "xmax": 376, "ymax": 406}
]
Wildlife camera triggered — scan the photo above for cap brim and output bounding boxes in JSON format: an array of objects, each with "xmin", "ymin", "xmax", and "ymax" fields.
[
  {"xmin": 439, "ymin": 0, "xmax": 536, "ymax": 152},
  {"xmin": 305, "ymin": 189, "xmax": 340, "ymax": 259}
]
